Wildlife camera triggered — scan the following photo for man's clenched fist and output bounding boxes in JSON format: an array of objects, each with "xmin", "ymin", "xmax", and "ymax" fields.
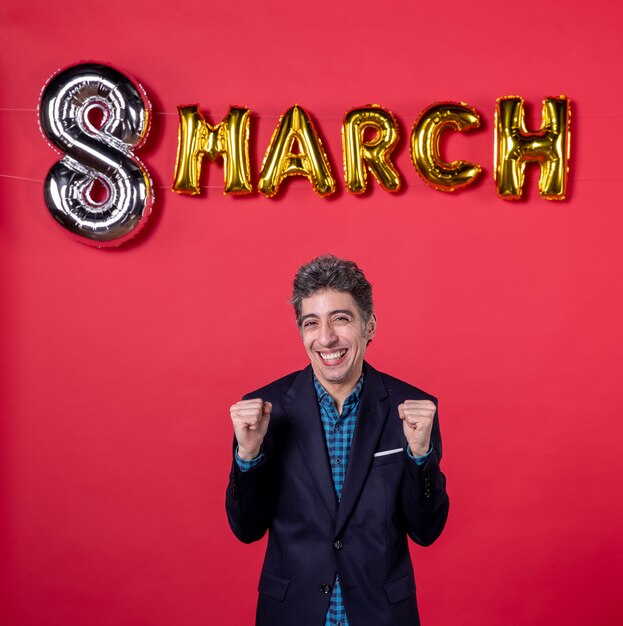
[
  {"xmin": 230, "ymin": 399, "xmax": 272, "ymax": 461},
  {"xmin": 398, "ymin": 400, "xmax": 436, "ymax": 458}
]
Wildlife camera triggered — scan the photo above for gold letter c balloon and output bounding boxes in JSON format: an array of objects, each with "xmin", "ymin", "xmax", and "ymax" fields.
[{"xmin": 411, "ymin": 102, "xmax": 482, "ymax": 192}]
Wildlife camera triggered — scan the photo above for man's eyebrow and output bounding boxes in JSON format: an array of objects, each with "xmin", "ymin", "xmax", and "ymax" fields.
[{"xmin": 300, "ymin": 309, "xmax": 354, "ymax": 321}]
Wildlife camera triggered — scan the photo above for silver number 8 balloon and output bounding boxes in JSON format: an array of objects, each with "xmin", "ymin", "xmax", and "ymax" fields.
[{"xmin": 39, "ymin": 63, "xmax": 154, "ymax": 246}]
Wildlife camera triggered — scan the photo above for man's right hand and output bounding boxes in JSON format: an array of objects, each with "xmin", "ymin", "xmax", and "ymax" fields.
[{"xmin": 230, "ymin": 399, "xmax": 272, "ymax": 460}]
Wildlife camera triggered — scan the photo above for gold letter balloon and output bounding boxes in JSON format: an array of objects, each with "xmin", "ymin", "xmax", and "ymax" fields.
[
  {"xmin": 173, "ymin": 106, "xmax": 252, "ymax": 195},
  {"xmin": 411, "ymin": 102, "xmax": 482, "ymax": 192},
  {"xmin": 342, "ymin": 106, "xmax": 401, "ymax": 194},
  {"xmin": 495, "ymin": 96, "xmax": 571, "ymax": 200},
  {"xmin": 258, "ymin": 105, "xmax": 336, "ymax": 197}
]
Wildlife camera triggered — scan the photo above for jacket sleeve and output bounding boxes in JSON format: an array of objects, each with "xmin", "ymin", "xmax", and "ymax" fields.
[
  {"xmin": 225, "ymin": 442, "xmax": 278, "ymax": 544},
  {"xmin": 401, "ymin": 407, "xmax": 449, "ymax": 546}
]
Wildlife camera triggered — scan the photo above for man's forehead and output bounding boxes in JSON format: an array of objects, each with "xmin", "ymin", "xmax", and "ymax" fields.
[{"xmin": 300, "ymin": 290, "xmax": 358, "ymax": 315}]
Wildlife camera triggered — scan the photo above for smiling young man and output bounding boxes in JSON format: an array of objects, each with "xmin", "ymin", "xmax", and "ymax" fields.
[{"xmin": 226, "ymin": 255, "xmax": 449, "ymax": 626}]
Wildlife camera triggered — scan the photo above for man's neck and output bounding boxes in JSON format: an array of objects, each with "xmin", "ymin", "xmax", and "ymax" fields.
[{"xmin": 315, "ymin": 371, "xmax": 363, "ymax": 415}]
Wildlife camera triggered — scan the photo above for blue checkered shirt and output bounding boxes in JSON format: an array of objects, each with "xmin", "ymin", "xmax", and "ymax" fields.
[{"xmin": 313, "ymin": 374, "xmax": 363, "ymax": 626}]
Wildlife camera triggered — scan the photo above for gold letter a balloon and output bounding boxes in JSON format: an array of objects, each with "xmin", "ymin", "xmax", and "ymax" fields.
[{"xmin": 258, "ymin": 105, "xmax": 335, "ymax": 197}]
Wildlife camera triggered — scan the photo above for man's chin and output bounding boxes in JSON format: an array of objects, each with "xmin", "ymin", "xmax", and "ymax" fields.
[
  {"xmin": 313, "ymin": 363, "xmax": 340, "ymax": 379},
  {"xmin": 314, "ymin": 364, "xmax": 355, "ymax": 386}
]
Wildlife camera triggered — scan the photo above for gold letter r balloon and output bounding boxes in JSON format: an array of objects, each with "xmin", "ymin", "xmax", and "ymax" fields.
[{"xmin": 342, "ymin": 105, "xmax": 401, "ymax": 194}]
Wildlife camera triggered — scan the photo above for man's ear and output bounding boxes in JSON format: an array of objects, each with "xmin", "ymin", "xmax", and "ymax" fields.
[{"xmin": 366, "ymin": 314, "xmax": 377, "ymax": 340}]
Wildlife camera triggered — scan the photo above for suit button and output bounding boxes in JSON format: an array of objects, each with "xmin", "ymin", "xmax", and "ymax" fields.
[
  {"xmin": 333, "ymin": 540, "xmax": 343, "ymax": 550},
  {"xmin": 320, "ymin": 583, "xmax": 332, "ymax": 594}
]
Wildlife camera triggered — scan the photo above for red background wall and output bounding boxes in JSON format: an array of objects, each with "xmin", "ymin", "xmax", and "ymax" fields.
[{"xmin": 1, "ymin": 1, "xmax": 622, "ymax": 624}]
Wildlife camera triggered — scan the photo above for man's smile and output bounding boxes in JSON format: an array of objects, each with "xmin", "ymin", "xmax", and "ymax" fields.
[{"xmin": 318, "ymin": 349, "xmax": 348, "ymax": 364}]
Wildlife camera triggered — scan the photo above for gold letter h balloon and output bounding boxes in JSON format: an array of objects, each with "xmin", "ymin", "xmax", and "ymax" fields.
[{"xmin": 494, "ymin": 96, "xmax": 571, "ymax": 200}]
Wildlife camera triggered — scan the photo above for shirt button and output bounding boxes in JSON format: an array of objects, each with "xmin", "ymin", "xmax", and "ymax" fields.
[
  {"xmin": 336, "ymin": 423, "xmax": 341, "ymax": 430},
  {"xmin": 334, "ymin": 540, "xmax": 343, "ymax": 550},
  {"xmin": 320, "ymin": 583, "xmax": 332, "ymax": 593},
  {"xmin": 335, "ymin": 457, "xmax": 341, "ymax": 465}
]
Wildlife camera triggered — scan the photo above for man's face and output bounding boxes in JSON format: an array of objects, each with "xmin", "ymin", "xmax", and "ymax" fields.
[{"xmin": 299, "ymin": 289, "xmax": 376, "ymax": 393}]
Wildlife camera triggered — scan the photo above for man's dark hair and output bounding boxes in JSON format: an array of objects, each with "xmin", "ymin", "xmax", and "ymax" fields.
[{"xmin": 291, "ymin": 254, "xmax": 374, "ymax": 327}]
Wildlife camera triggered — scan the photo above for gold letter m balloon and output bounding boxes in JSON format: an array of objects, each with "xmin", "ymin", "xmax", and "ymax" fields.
[
  {"xmin": 495, "ymin": 96, "xmax": 571, "ymax": 200},
  {"xmin": 173, "ymin": 106, "xmax": 252, "ymax": 195}
]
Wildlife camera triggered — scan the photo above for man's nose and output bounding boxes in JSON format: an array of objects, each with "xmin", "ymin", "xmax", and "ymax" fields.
[{"xmin": 318, "ymin": 321, "xmax": 338, "ymax": 346}]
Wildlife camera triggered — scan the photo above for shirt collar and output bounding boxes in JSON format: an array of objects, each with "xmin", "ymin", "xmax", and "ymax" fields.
[{"xmin": 313, "ymin": 372, "xmax": 364, "ymax": 408}]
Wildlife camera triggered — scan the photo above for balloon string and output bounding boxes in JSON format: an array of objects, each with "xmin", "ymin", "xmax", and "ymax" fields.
[
  {"xmin": 2, "ymin": 173, "xmax": 622, "ymax": 187},
  {"xmin": 0, "ymin": 107, "xmax": 334, "ymax": 119},
  {"xmin": 2, "ymin": 174, "xmax": 380, "ymax": 189},
  {"xmin": 1, "ymin": 108, "xmax": 613, "ymax": 120},
  {"xmin": 0, "ymin": 174, "xmax": 232, "ymax": 189},
  {"xmin": 0, "ymin": 173, "xmax": 44, "ymax": 183}
]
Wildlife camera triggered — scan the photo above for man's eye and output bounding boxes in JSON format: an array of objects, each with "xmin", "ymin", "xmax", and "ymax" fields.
[
  {"xmin": 303, "ymin": 320, "xmax": 318, "ymax": 328},
  {"xmin": 334, "ymin": 316, "xmax": 350, "ymax": 323}
]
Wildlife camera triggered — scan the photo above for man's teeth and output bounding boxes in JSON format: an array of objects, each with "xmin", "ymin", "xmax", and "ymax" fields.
[{"xmin": 320, "ymin": 350, "xmax": 347, "ymax": 362}]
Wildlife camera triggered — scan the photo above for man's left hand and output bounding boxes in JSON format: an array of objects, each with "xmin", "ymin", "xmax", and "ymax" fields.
[{"xmin": 398, "ymin": 400, "xmax": 436, "ymax": 457}]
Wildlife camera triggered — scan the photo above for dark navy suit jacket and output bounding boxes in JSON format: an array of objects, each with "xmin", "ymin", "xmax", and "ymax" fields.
[{"xmin": 226, "ymin": 361, "xmax": 449, "ymax": 626}]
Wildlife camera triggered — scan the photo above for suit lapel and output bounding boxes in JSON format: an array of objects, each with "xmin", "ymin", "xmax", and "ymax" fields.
[
  {"xmin": 284, "ymin": 366, "xmax": 338, "ymax": 520},
  {"xmin": 335, "ymin": 363, "xmax": 390, "ymax": 537}
]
